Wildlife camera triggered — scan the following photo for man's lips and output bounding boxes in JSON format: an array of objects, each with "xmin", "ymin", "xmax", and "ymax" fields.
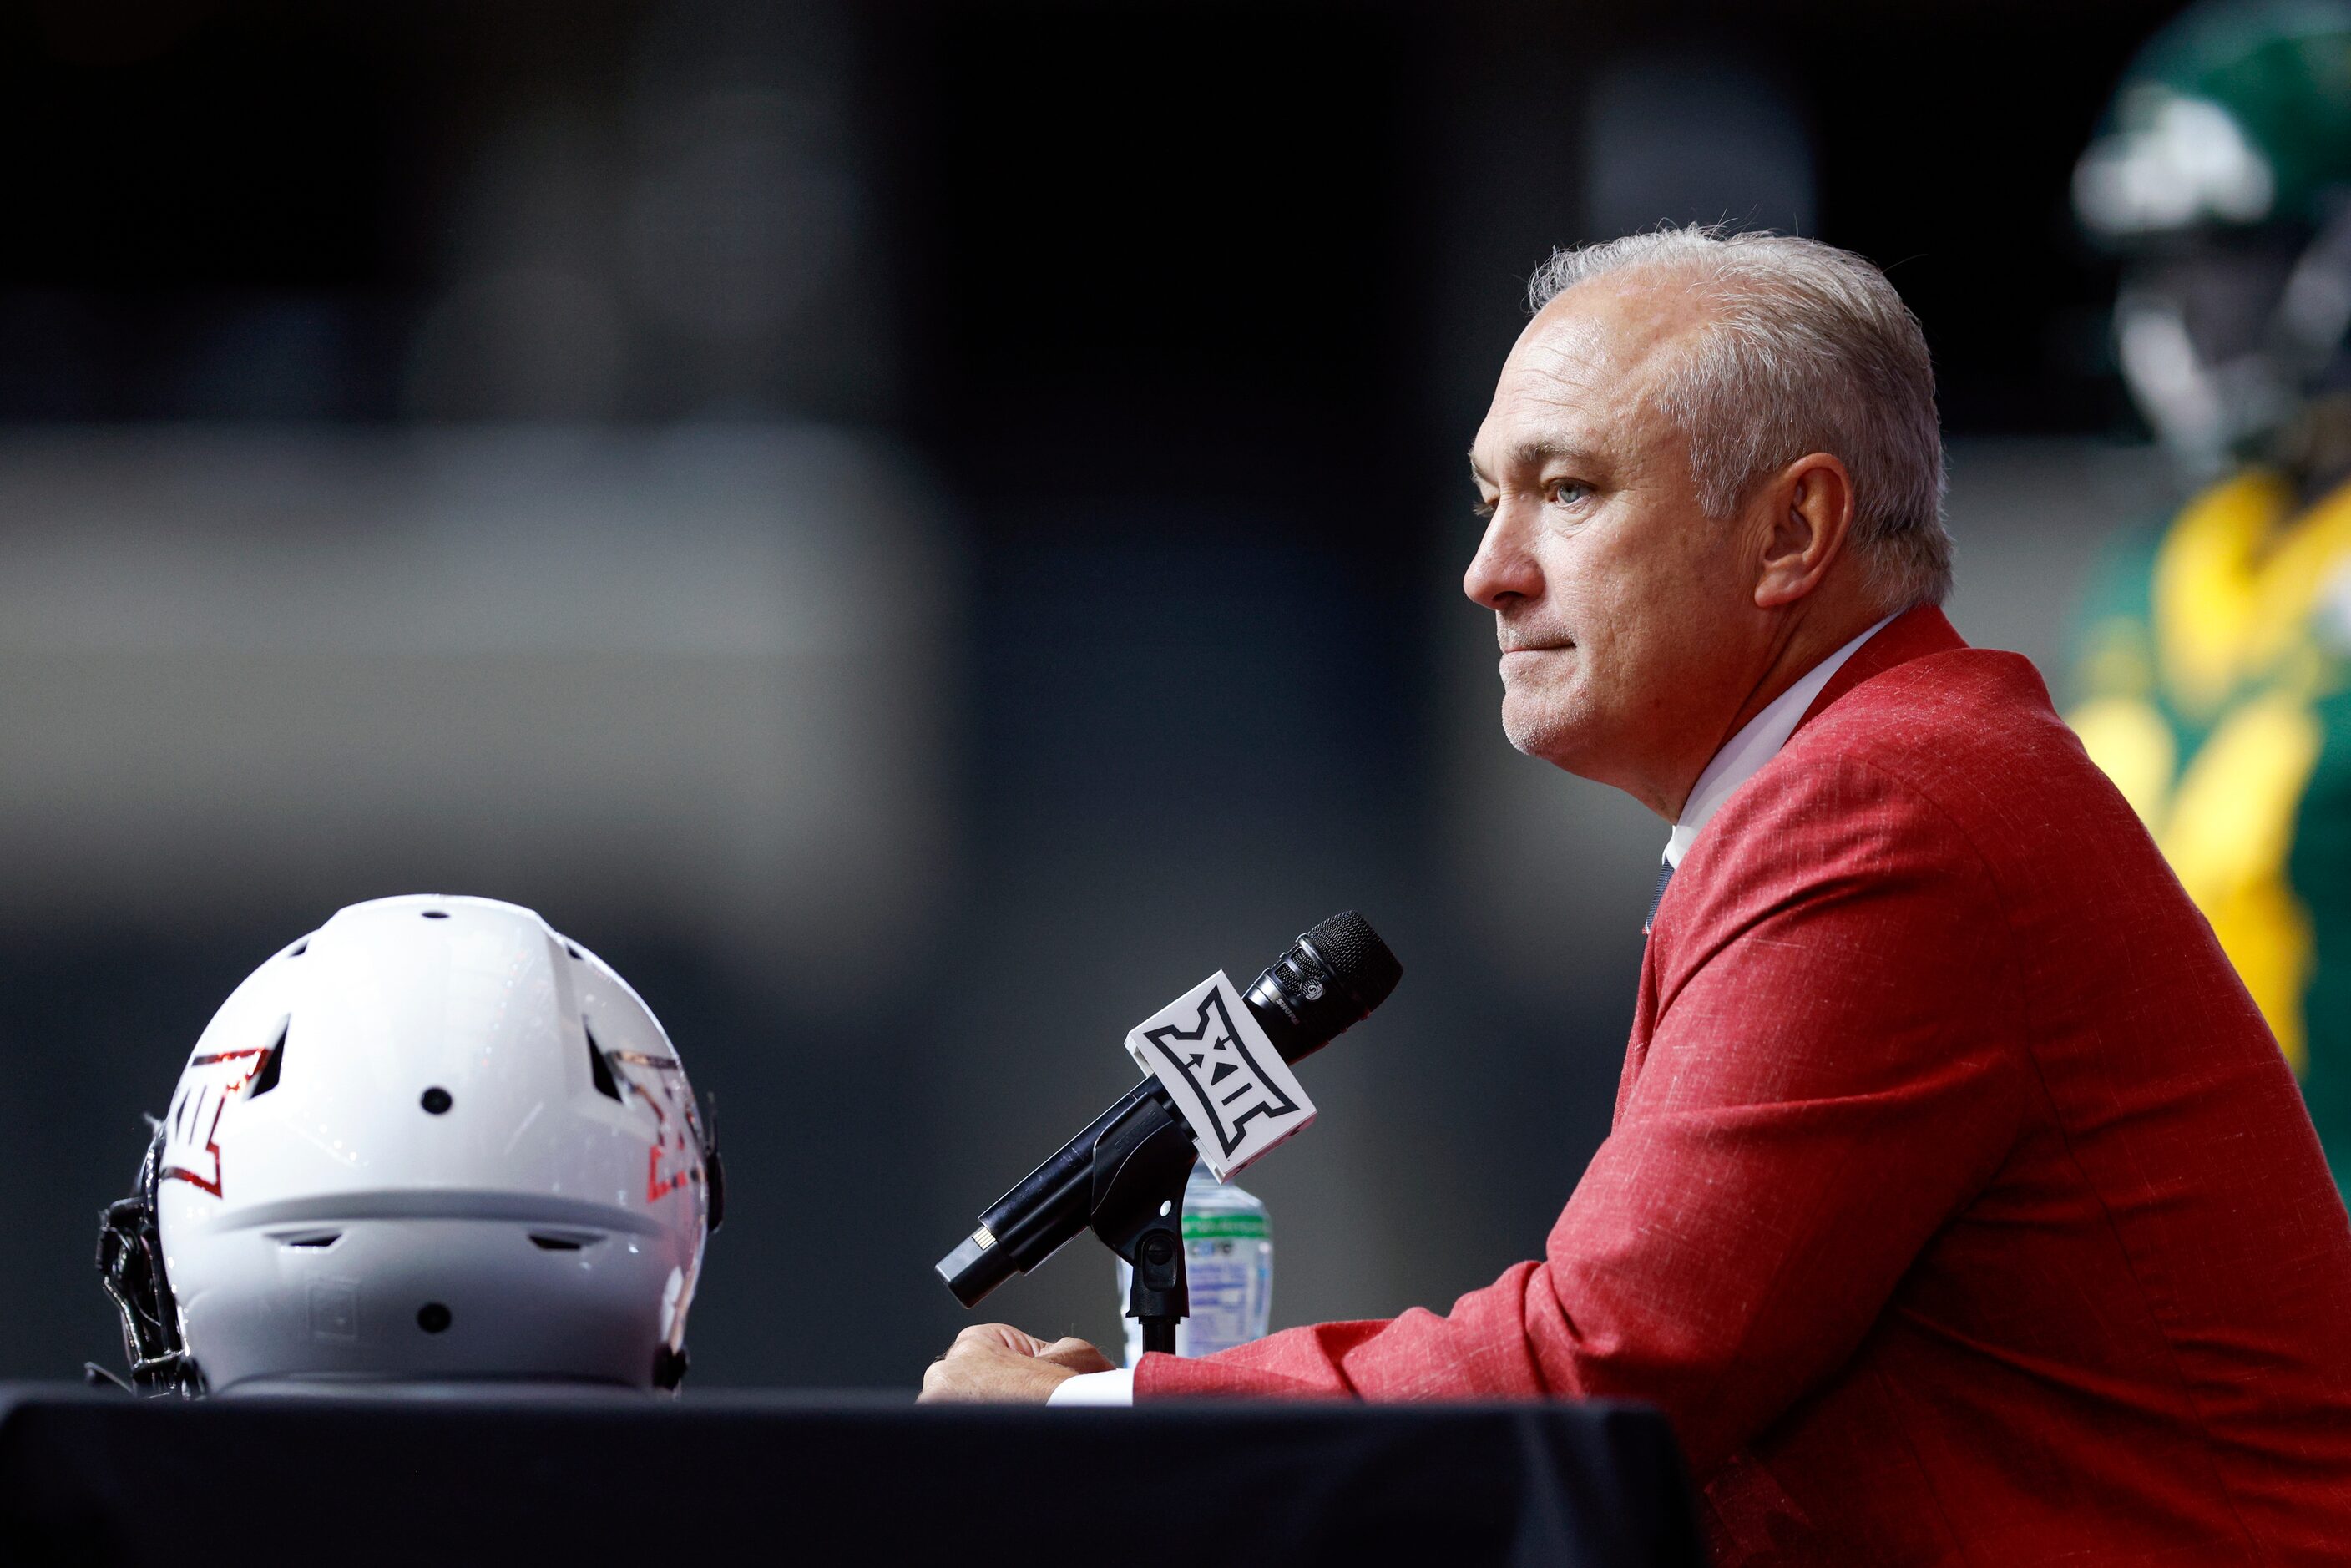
[{"xmin": 1499, "ymin": 642, "xmax": 1573, "ymax": 681}]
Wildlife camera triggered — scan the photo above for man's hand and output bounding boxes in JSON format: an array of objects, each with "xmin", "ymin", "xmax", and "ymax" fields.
[{"xmin": 918, "ymin": 1323, "xmax": 1117, "ymax": 1404}]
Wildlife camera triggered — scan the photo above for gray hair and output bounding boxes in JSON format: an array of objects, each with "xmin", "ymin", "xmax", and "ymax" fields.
[{"xmin": 1528, "ymin": 226, "xmax": 1952, "ymax": 610}]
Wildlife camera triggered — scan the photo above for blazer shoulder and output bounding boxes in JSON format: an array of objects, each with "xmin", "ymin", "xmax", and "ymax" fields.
[
  {"xmin": 1785, "ymin": 647, "xmax": 2078, "ymax": 791},
  {"xmin": 1658, "ymin": 653, "xmax": 2056, "ymax": 1008},
  {"xmin": 1750, "ymin": 645, "xmax": 2150, "ymax": 895}
]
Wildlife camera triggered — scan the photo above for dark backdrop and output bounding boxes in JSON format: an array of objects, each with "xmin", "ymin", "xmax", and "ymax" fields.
[{"xmin": 0, "ymin": 0, "xmax": 2185, "ymax": 1388}]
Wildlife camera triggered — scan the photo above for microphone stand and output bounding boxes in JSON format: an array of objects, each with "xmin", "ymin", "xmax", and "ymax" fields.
[{"xmin": 1082, "ymin": 1087, "xmax": 1199, "ymax": 1355}]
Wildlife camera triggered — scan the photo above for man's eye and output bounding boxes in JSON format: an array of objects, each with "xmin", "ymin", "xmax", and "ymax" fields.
[
  {"xmin": 1471, "ymin": 496, "xmax": 1497, "ymax": 518},
  {"xmin": 1547, "ymin": 480, "xmax": 1590, "ymax": 506}
]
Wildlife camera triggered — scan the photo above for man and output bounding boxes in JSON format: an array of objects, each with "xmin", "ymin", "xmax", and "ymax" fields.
[{"xmin": 923, "ymin": 229, "xmax": 2351, "ymax": 1564}]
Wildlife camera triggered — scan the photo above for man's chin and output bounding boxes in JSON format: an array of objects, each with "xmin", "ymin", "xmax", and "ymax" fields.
[{"xmin": 1499, "ymin": 700, "xmax": 1590, "ymax": 769}]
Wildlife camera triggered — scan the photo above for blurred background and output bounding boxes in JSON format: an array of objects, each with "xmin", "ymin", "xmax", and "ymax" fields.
[{"xmin": 0, "ymin": 0, "xmax": 2192, "ymax": 1386}]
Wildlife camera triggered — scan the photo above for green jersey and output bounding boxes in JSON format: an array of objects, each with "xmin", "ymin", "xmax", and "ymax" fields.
[{"xmin": 2069, "ymin": 467, "xmax": 2351, "ymax": 1187}]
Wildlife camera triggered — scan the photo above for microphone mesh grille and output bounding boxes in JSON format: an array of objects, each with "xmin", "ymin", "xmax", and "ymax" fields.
[{"xmin": 1304, "ymin": 911, "xmax": 1402, "ymax": 1009}]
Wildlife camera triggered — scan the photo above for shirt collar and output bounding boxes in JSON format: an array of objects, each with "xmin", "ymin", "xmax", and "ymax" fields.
[{"xmin": 1662, "ymin": 612, "xmax": 1899, "ymax": 870}]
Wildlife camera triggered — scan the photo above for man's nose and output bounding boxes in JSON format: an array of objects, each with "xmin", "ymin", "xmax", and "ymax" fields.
[{"xmin": 1464, "ymin": 508, "xmax": 1541, "ymax": 611}]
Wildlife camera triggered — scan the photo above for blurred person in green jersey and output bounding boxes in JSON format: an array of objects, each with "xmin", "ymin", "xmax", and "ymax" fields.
[{"xmin": 2068, "ymin": 0, "xmax": 2351, "ymax": 1187}]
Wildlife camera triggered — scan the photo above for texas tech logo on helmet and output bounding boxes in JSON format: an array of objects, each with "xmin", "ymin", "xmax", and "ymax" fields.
[
  {"xmin": 1125, "ymin": 972, "xmax": 1316, "ymax": 1180},
  {"xmin": 160, "ymin": 1034, "xmax": 282, "ymax": 1199}
]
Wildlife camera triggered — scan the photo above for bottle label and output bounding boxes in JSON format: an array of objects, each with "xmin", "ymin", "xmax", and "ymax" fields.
[
  {"xmin": 1181, "ymin": 1212, "xmax": 1270, "ymax": 1242},
  {"xmin": 1178, "ymin": 1238, "xmax": 1269, "ymax": 1358}
]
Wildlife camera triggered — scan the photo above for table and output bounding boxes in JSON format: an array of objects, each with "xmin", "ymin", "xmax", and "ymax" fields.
[{"xmin": 0, "ymin": 1385, "xmax": 1701, "ymax": 1565}]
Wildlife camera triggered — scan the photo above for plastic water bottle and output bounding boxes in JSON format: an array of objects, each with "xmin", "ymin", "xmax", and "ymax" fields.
[{"xmin": 1117, "ymin": 1162, "xmax": 1272, "ymax": 1365}]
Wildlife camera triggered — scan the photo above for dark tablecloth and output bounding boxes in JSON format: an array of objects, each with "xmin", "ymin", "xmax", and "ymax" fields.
[{"xmin": 0, "ymin": 1385, "xmax": 1699, "ymax": 1566}]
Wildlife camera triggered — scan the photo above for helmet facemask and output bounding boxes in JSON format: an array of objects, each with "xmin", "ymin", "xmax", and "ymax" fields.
[{"xmin": 94, "ymin": 1124, "xmax": 203, "ymax": 1396}]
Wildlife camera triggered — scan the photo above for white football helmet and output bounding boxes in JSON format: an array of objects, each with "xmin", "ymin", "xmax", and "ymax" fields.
[{"xmin": 96, "ymin": 895, "xmax": 721, "ymax": 1396}]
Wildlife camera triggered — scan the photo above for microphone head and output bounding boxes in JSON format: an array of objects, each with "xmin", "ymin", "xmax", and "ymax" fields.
[
  {"xmin": 1245, "ymin": 911, "xmax": 1401, "ymax": 1064},
  {"xmin": 1300, "ymin": 912, "xmax": 1402, "ymax": 1011}
]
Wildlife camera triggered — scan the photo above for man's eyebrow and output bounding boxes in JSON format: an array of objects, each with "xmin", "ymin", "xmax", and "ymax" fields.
[
  {"xmin": 1508, "ymin": 435, "xmax": 1594, "ymax": 468},
  {"xmin": 1467, "ymin": 435, "xmax": 1594, "ymax": 482}
]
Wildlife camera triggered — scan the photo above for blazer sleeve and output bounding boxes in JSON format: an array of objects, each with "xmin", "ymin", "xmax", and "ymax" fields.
[{"xmin": 1136, "ymin": 756, "xmax": 2033, "ymax": 1473}]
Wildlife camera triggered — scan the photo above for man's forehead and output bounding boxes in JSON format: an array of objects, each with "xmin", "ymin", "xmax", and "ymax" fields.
[
  {"xmin": 1514, "ymin": 276, "xmax": 1707, "ymax": 389},
  {"xmin": 1474, "ymin": 272, "xmax": 1709, "ymax": 472}
]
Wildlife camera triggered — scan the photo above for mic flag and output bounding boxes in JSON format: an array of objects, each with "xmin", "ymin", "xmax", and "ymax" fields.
[{"xmin": 1125, "ymin": 971, "xmax": 1316, "ymax": 1181}]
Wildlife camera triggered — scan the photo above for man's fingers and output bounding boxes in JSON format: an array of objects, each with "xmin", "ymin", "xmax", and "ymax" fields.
[
  {"xmin": 922, "ymin": 1324, "xmax": 1110, "ymax": 1401},
  {"xmin": 920, "ymin": 1328, "xmax": 1081, "ymax": 1404},
  {"xmin": 947, "ymin": 1325, "xmax": 1112, "ymax": 1369},
  {"xmin": 1038, "ymin": 1336, "xmax": 1116, "ymax": 1374},
  {"xmin": 947, "ymin": 1323, "xmax": 1055, "ymax": 1358}
]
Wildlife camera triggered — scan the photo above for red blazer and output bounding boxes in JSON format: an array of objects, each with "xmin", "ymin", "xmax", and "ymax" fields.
[{"xmin": 1137, "ymin": 608, "xmax": 2351, "ymax": 1565}]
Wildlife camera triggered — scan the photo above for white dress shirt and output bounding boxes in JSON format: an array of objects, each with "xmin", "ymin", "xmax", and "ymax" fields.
[
  {"xmin": 1049, "ymin": 613, "xmax": 1898, "ymax": 1410},
  {"xmin": 1048, "ymin": 1363, "xmax": 1135, "ymax": 1405}
]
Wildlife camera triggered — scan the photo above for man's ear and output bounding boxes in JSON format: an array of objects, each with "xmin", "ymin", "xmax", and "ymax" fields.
[{"xmin": 1754, "ymin": 453, "xmax": 1855, "ymax": 610}]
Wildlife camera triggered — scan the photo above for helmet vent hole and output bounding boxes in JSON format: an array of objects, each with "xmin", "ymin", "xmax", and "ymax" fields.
[
  {"xmin": 416, "ymin": 1302, "xmax": 452, "ymax": 1333},
  {"xmin": 528, "ymin": 1234, "xmax": 585, "ymax": 1252},
  {"xmin": 279, "ymin": 1232, "xmax": 339, "ymax": 1249},
  {"xmin": 564, "ymin": 943, "xmax": 584, "ymax": 961},
  {"xmin": 421, "ymin": 910, "xmax": 449, "ymax": 921},
  {"xmin": 287, "ymin": 939, "xmax": 308, "ymax": 957},
  {"xmin": 584, "ymin": 1028, "xmax": 622, "ymax": 1102},
  {"xmin": 420, "ymin": 1086, "xmax": 453, "ymax": 1115},
  {"xmin": 245, "ymin": 1026, "xmax": 287, "ymax": 1099}
]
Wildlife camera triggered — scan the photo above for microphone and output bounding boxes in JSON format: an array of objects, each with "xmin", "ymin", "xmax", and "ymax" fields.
[{"xmin": 934, "ymin": 912, "xmax": 1401, "ymax": 1308}]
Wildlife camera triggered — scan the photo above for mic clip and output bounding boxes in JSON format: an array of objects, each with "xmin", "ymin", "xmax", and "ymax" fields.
[{"xmin": 1085, "ymin": 1090, "xmax": 1199, "ymax": 1356}]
